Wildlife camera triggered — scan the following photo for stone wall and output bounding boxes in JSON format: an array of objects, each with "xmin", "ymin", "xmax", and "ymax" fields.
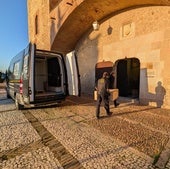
[
  {"xmin": 27, "ymin": 0, "xmax": 51, "ymax": 50},
  {"xmin": 76, "ymin": 6, "xmax": 170, "ymax": 108}
]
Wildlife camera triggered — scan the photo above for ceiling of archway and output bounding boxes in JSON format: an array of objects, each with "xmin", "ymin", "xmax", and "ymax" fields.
[{"xmin": 51, "ymin": 0, "xmax": 170, "ymax": 53}]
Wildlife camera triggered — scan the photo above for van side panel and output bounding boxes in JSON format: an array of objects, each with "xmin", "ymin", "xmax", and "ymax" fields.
[
  {"xmin": 7, "ymin": 50, "xmax": 24, "ymax": 99},
  {"xmin": 7, "ymin": 43, "xmax": 70, "ymax": 108}
]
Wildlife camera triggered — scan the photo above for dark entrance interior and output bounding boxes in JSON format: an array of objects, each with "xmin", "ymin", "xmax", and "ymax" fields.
[
  {"xmin": 117, "ymin": 58, "xmax": 140, "ymax": 98},
  {"xmin": 95, "ymin": 61, "xmax": 113, "ymax": 83},
  {"xmin": 47, "ymin": 58, "xmax": 61, "ymax": 87}
]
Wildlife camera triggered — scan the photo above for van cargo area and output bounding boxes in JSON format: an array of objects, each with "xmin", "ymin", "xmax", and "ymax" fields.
[
  {"xmin": 6, "ymin": 43, "xmax": 79, "ymax": 110},
  {"xmin": 34, "ymin": 52, "xmax": 65, "ymax": 103}
]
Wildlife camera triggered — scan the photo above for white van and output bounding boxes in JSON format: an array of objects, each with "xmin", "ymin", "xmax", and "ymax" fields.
[{"xmin": 6, "ymin": 43, "xmax": 80, "ymax": 109}]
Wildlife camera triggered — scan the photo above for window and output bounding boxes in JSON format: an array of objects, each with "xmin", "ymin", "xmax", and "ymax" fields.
[
  {"xmin": 35, "ymin": 15, "xmax": 39, "ymax": 35},
  {"xmin": 13, "ymin": 61, "xmax": 20, "ymax": 79},
  {"xmin": 8, "ymin": 64, "xmax": 14, "ymax": 79}
]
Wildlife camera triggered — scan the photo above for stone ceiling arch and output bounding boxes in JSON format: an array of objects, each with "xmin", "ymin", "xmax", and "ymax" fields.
[{"xmin": 51, "ymin": 0, "xmax": 170, "ymax": 53}]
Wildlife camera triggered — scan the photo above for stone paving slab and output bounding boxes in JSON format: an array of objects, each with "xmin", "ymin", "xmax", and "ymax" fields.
[
  {"xmin": 0, "ymin": 110, "xmax": 40, "ymax": 153},
  {"xmin": 30, "ymin": 106, "xmax": 155, "ymax": 169},
  {"xmin": 0, "ymin": 95, "xmax": 170, "ymax": 168},
  {"xmin": 1, "ymin": 146, "xmax": 63, "ymax": 169}
]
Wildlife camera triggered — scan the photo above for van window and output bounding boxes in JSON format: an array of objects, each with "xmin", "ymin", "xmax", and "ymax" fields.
[
  {"xmin": 8, "ymin": 64, "xmax": 14, "ymax": 79},
  {"xmin": 35, "ymin": 15, "xmax": 39, "ymax": 35},
  {"xmin": 13, "ymin": 61, "xmax": 20, "ymax": 79}
]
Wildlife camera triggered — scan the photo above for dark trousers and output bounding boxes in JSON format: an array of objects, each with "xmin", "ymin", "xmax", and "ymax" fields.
[
  {"xmin": 96, "ymin": 93, "xmax": 110, "ymax": 118},
  {"xmin": 114, "ymin": 100, "xmax": 118, "ymax": 106}
]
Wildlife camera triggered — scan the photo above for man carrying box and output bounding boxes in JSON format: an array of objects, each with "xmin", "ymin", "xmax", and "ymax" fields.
[{"xmin": 95, "ymin": 72, "xmax": 112, "ymax": 119}]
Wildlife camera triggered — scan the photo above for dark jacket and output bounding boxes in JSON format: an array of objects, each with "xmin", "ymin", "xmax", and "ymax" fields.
[{"xmin": 97, "ymin": 77, "xmax": 110, "ymax": 95}]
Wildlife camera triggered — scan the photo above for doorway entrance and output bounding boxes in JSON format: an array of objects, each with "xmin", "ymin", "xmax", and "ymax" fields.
[
  {"xmin": 95, "ymin": 61, "xmax": 113, "ymax": 82},
  {"xmin": 116, "ymin": 58, "xmax": 140, "ymax": 98}
]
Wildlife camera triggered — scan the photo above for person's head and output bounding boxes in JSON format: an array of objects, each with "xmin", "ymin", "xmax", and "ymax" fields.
[
  {"xmin": 102, "ymin": 72, "xmax": 108, "ymax": 78},
  {"xmin": 110, "ymin": 71, "xmax": 115, "ymax": 76}
]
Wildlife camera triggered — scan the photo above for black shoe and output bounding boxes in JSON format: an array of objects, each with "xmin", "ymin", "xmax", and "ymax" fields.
[
  {"xmin": 115, "ymin": 103, "xmax": 120, "ymax": 107},
  {"xmin": 107, "ymin": 112, "xmax": 113, "ymax": 116}
]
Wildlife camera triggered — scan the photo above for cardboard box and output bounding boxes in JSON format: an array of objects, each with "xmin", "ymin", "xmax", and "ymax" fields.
[
  {"xmin": 94, "ymin": 89, "xmax": 119, "ymax": 101},
  {"xmin": 108, "ymin": 89, "xmax": 119, "ymax": 101},
  {"xmin": 94, "ymin": 90, "xmax": 98, "ymax": 100}
]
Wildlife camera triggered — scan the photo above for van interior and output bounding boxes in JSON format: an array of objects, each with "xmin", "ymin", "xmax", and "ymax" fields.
[{"xmin": 34, "ymin": 53, "xmax": 64, "ymax": 100}]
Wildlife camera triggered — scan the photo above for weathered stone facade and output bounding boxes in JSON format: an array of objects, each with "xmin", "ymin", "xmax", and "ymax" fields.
[
  {"xmin": 76, "ymin": 6, "xmax": 170, "ymax": 108},
  {"xmin": 27, "ymin": 0, "xmax": 51, "ymax": 50},
  {"xmin": 27, "ymin": 1, "xmax": 170, "ymax": 108}
]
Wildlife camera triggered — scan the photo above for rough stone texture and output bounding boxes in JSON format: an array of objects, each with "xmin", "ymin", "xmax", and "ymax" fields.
[
  {"xmin": 27, "ymin": 0, "xmax": 51, "ymax": 50},
  {"xmin": 27, "ymin": 1, "xmax": 170, "ymax": 109},
  {"xmin": 76, "ymin": 6, "xmax": 170, "ymax": 109},
  {"xmin": 1, "ymin": 147, "xmax": 63, "ymax": 169},
  {"xmin": 28, "ymin": 0, "xmax": 170, "ymax": 52},
  {"xmin": 0, "ymin": 94, "xmax": 170, "ymax": 168}
]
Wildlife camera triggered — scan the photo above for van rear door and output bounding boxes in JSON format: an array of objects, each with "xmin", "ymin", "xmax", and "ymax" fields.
[
  {"xmin": 22, "ymin": 46, "xmax": 30, "ymax": 104},
  {"xmin": 66, "ymin": 51, "xmax": 80, "ymax": 96}
]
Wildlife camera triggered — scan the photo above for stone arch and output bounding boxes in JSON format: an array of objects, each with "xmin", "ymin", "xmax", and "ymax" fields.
[{"xmin": 50, "ymin": 0, "xmax": 170, "ymax": 53}]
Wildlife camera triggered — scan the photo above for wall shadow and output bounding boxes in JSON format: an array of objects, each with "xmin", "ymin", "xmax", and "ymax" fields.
[
  {"xmin": 154, "ymin": 81, "xmax": 166, "ymax": 108},
  {"xmin": 140, "ymin": 68, "xmax": 166, "ymax": 108}
]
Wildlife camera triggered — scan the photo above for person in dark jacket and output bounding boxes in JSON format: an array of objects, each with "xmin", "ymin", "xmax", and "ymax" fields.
[{"xmin": 95, "ymin": 72, "xmax": 112, "ymax": 119}]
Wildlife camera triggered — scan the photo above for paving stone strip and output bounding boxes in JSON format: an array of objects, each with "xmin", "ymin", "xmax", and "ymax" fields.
[
  {"xmin": 31, "ymin": 107, "xmax": 156, "ymax": 169},
  {"xmin": 23, "ymin": 110, "xmax": 85, "ymax": 169},
  {"xmin": 0, "ymin": 95, "xmax": 170, "ymax": 168},
  {"xmin": 155, "ymin": 139, "xmax": 170, "ymax": 169}
]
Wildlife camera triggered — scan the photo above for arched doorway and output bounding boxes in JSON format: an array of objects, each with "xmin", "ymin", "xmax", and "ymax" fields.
[
  {"xmin": 116, "ymin": 58, "xmax": 140, "ymax": 98},
  {"xmin": 95, "ymin": 61, "xmax": 113, "ymax": 83}
]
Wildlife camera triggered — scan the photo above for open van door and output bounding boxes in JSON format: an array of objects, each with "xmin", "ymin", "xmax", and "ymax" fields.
[
  {"xmin": 22, "ymin": 45, "xmax": 31, "ymax": 104},
  {"xmin": 66, "ymin": 51, "xmax": 80, "ymax": 96}
]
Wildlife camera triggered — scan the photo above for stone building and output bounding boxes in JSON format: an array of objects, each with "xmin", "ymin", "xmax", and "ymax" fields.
[{"xmin": 27, "ymin": 0, "xmax": 170, "ymax": 108}]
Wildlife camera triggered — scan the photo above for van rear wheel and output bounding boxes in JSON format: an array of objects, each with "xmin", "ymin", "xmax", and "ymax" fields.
[
  {"xmin": 15, "ymin": 98, "xmax": 23, "ymax": 110},
  {"xmin": 6, "ymin": 89, "xmax": 11, "ymax": 99},
  {"xmin": 7, "ymin": 93, "xmax": 11, "ymax": 99}
]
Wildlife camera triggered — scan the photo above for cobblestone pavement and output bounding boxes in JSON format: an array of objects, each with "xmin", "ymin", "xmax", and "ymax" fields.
[{"xmin": 0, "ymin": 89, "xmax": 170, "ymax": 169}]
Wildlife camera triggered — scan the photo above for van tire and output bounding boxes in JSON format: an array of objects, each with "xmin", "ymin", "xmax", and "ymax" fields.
[
  {"xmin": 15, "ymin": 98, "xmax": 23, "ymax": 110},
  {"xmin": 7, "ymin": 93, "xmax": 11, "ymax": 99},
  {"xmin": 6, "ymin": 89, "xmax": 11, "ymax": 99}
]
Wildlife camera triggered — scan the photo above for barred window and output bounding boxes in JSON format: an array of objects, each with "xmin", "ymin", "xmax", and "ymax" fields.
[{"xmin": 35, "ymin": 15, "xmax": 39, "ymax": 35}]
